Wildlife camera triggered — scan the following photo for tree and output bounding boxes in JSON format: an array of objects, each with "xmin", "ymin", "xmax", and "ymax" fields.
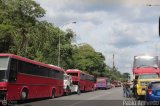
[
  {"xmin": 0, "ymin": 0, "xmax": 76, "ymax": 69},
  {"xmin": 0, "ymin": 0, "xmax": 45, "ymax": 56},
  {"xmin": 122, "ymin": 72, "xmax": 130, "ymax": 81},
  {"xmin": 72, "ymin": 43, "xmax": 106, "ymax": 76},
  {"xmin": 0, "ymin": 0, "xmax": 125, "ymax": 81}
]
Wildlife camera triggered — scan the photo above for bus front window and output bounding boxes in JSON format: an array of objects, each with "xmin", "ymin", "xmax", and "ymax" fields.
[
  {"xmin": 0, "ymin": 57, "xmax": 10, "ymax": 82},
  {"xmin": 68, "ymin": 73, "xmax": 78, "ymax": 77},
  {"xmin": 139, "ymin": 74, "xmax": 159, "ymax": 79}
]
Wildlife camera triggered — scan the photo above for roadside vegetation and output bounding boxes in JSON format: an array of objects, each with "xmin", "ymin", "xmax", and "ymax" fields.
[{"xmin": 0, "ymin": 0, "xmax": 128, "ymax": 81}]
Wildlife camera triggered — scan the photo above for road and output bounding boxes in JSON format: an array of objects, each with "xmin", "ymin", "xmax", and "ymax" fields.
[{"xmin": 8, "ymin": 87, "xmax": 136, "ymax": 106}]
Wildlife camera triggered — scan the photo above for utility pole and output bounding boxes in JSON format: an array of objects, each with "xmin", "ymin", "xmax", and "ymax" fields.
[
  {"xmin": 158, "ymin": 17, "xmax": 160, "ymax": 37},
  {"xmin": 113, "ymin": 54, "xmax": 115, "ymax": 70},
  {"xmin": 57, "ymin": 21, "xmax": 76, "ymax": 67},
  {"xmin": 146, "ymin": 4, "xmax": 160, "ymax": 38},
  {"xmin": 146, "ymin": 4, "xmax": 160, "ymax": 57}
]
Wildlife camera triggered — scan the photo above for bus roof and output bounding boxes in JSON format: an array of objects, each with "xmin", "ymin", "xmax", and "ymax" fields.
[
  {"xmin": 0, "ymin": 53, "xmax": 64, "ymax": 72},
  {"xmin": 66, "ymin": 69, "xmax": 94, "ymax": 77}
]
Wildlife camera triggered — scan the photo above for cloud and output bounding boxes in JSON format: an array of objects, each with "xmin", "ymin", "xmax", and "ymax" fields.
[{"xmin": 35, "ymin": 0, "xmax": 160, "ymax": 74}]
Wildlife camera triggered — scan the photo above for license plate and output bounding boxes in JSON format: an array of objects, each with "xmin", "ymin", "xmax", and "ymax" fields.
[{"xmin": 157, "ymin": 92, "xmax": 160, "ymax": 95}]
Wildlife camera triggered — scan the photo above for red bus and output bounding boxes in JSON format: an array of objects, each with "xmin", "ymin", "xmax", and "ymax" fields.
[
  {"xmin": 0, "ymin": 54, "xmax": 64, "ymax": 101},
  {"xmin": 96, "ymin": 77, "xmax": 111, "ymax": 89},
  {"xmin": 66, "ymin": 69, "xmax": 95, "ymax": 93}
]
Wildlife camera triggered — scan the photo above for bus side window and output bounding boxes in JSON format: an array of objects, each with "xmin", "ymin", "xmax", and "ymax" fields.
[{"xmin": 9, "ymin": 59, "xmax": 18, "ymax": 82}]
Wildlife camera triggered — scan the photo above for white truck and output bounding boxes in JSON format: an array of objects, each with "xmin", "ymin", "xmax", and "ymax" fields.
[{"xmin": 63, "ymin": 74, "xmax": 80, "ymax": 95}]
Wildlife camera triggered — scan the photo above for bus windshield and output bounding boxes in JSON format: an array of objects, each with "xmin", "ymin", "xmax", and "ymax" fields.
[
  {"xmin": 0, "ymin": 57, "xmax": 9, "ymax": 81},
  {"xmin": 97, "ymin": 79, "xmax": 106, "ymax": 83},
  {"xmin": 67, "ymin": 73, "xmax": 78, "ymax": 77},
  {"xmin": 139, "ymin": 74, "xmax": 159, "ymax": 79},
  {"xmin": 134, "ymin": 56, "xmax": 158, "ymax": 68},
  {"xmin": 0, "ymin": 57, "xmax": 9, "ymax": 70}
]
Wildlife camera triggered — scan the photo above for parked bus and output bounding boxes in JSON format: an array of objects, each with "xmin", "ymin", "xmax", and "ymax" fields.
[
  {"xmin": 0, "ymin": 54, "xmax": 64, "ymax": 101},
  {"xmin": 96, "ymin": 77, "xmax": 111, "ymax": 89},
  {"xmin": 66, "ymin": 69, "xmax": 95, "ymax": 93}
]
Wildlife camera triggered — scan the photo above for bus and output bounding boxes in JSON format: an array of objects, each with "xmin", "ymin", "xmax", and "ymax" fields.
[
  {"xmin": 96, "ymin": 77, "xmax": 111, "ymax": 89},
  {"xmin": 0, "ymin": 54, "xmax": 64, "ymax": 101},
  {"xmin": 66, "ymin": 69, "xmax": 95, "ymax": 93}
]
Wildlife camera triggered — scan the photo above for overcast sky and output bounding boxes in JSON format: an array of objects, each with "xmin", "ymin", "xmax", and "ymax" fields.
[{"xmin": 35, "ymin": 0, "xmax": 160, "ymax": 74}]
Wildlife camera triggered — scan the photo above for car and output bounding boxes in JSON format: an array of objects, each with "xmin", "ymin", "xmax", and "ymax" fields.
[{"xmin": 145, "ymin": 81, "xmax": 160, "ymax": 101}]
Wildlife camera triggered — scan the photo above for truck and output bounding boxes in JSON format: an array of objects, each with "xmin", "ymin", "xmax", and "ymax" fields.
[
  {"xmin": 132, "ymin": 55, "xmax": 160, "ymax": 99},
  {"xmin": 63, "ymin": 73, "xmax": 80, "ymax": 95}
]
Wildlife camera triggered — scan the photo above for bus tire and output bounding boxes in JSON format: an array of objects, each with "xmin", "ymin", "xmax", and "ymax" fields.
[
  {"xmin": 21, "ymin": 89, "xmax": 28, "ymax": 101},
  {"xmin": 51, "ymin": 89, "xmax": 55, "ymax": 99}
]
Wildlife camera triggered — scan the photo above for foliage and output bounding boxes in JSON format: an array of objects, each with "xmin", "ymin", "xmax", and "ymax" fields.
[
  {"xmin": 71, "ymin": 44, "xmax": 106, "ymax": 76},
  {"xmin": 0, "ymin": 0, "xmax": 124, "ymax": 81},
  {"xmin": 0, "ymin": 0, "xmax": 75, "ymax": 69},
  {"xmin": 122, "ymin": 72, "xmax": 130, "ymax": 81},
  {"xmin": 0, "ymin": 0, "xmax": 45, "ymax": 55}
]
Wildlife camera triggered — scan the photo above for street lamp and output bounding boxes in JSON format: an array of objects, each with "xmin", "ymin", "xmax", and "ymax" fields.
[
  {"xmin": 146, "ymin": 4, "xmax": 160, "ymax": 37},
  {"xmin": 58, "ymin": 21, "xmax": 76, "ymax": 67}
]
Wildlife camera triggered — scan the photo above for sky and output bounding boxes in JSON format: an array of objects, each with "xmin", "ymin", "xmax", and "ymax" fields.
[{"xmin": 35, "ymin": 0, "xmax": 160, "ymax": 75}]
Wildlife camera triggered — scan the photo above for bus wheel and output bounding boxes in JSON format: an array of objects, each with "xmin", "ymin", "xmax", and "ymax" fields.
[
  {"xmin": 51, "ymin": 89, "xmax": 55, "ymax": 99},
  {"xmin": 21, "ymin": 89, "xmax": 28, "ymax": 101}
]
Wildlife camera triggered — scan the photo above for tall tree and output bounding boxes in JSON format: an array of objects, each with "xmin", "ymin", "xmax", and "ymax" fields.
[
  {"xmin": 0, "ymin": 0, "xmax": 45, "ymax": 56},
  {"xmin": 72, "ymin": 43, "xmax": 106, "ymax": 76},
  {"xmin": 0, "ymin": 0, "xmax": 124, "ymax": 81}
]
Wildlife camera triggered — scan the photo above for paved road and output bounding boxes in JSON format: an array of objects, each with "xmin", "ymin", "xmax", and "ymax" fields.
[{"xmin": 7, "ymin": 87, "xmax": 136, "ymax": 106}]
